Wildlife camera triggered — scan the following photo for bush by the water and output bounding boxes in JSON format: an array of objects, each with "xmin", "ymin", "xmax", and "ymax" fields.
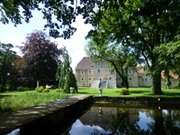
[
  {"xmin": 121, "ymin": 89, "xmax": 129, "ymax": 95},
  {"xmin": 35, "ymin": 86, "xmax": 49, "ymax": 93}
]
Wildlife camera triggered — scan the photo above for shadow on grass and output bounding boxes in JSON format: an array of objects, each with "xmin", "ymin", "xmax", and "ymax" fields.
[
  {"xmin": 0, "ymin": 94, "xmax": 11, "ymax": 99},
  {"xmin": 163, "ymin": 92, "xmax": 180, "ymax": 96},
  {"xmin": 77, "ymin": 92, "xmax": 90, "ymax": 94},
  {"xmin": 129, "ymin": 90, "xmax": 150, "ymax": 94},
  {"xmin": 0, "ymin": 94, "xmax": 13, "ymax": 112}
]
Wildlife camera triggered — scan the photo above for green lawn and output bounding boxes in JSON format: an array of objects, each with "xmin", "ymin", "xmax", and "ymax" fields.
[
  {"xmin": 77, "ymin": 87, "xmax": 180, "ymax": 97},
  {"xmin": 0, "ymin": 87, "xmax": 180, "ymax": 112},
  {"xmin": 0, "ymin": 89, "xmax": 66, "ymax": 112}
]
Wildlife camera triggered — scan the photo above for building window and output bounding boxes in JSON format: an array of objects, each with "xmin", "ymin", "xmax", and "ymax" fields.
[
  {"xmin": 98, "ymin": 69, "xmax": 100, "ymax": 73},
  {"xmin": 82, "ymin": 78, "xmax": 83, "ymax": 80}
]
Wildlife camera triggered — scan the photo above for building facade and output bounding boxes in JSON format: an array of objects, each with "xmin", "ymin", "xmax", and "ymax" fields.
[{"xmin": 75, "ymin": 57, "xmax": 154, "ymax": 88}]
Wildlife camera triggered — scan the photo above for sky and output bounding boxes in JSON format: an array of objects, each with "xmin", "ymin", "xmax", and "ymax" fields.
[{"xmin": 0, "ymin": 10, "xmax": 93, "ymax": 71}]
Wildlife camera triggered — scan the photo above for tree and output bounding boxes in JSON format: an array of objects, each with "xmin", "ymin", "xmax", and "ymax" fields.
[
  {"xmin": 0, "ymin": 43, "xmax": 16, "ymax": 91},
  {"xmin": 87, "ymin": 36, "xmax": 136, "ymax": 89},
  {"xmin": 22, "ymin": 31, "xmax": 61, "ymax": 88},
  {"xmin": 155, "ymin": 39, "xmax": 180, "ymax": 87},
  {"xmin": 83, "ymin": 0, "xmax": 180, "ymax": 94},
  {"xmin": 56, "ymin": 47, "xmax": 78, "ymax": 93},
  {"xmin": 0, "ymin": 0, "xmax": 79, "ymax": 38}
]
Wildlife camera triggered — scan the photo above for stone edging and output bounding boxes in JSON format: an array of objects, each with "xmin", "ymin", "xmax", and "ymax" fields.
[{"xmin": 0, "ymin": 95, "xmax": 93, "ymax": 135}]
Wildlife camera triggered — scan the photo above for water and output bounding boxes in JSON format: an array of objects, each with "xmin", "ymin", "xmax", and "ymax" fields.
[
  {"xmin": 6, "ymin": 105, "xmax": 180, "ymax": 135},
  {"xmin": 65, "ymin": 105, "xmax": 180, "ymax": 135}
]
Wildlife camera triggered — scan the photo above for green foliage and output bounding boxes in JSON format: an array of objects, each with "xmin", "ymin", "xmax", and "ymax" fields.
[
  {"xmin": 35, "ymin": 86, "xmax": 50, "ymax": 93},
  {"xmin": 155, "ymin": 39, "xmax": 180, "ymax": 72},
  {"xmin": 56, "ymin": 47, "xmax": 78, "ymax": 93},
  {"xmin": 87, "ymin": 35, "xmax": 137, "ymax": 89},
  {"xmin": 35, "ymin": 86, "xmax": 45, "ymax": 93},
  {"xmin": 0, "ymin": 43, "xmax": 17, "ymax": 91},
  {"xmin": 43, "ymin": 89, "xmax": 50, "ymax": 93},
  {"xmin": 0, "ymin": 0, "xmax": 78, "ymax": 38},
  {"xmin": 84, "ymin": 0, "xmax": 180, "ymax": 95}
]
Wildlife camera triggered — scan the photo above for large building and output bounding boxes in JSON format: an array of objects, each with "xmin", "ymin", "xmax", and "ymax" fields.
[{"xmin": 75, "ymin": 57, "xmax": 152, "ymax": 88}]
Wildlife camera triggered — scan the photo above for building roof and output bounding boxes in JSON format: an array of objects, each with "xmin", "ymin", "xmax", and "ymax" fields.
[{"xmin": 76, "ymin": 57, "xmax": 93, "ymax": 70}]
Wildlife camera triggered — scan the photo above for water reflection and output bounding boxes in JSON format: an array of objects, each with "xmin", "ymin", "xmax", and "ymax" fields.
[
  {"xmin": 68, "ymin": 106, "xmax": 180, "ymax": 135},
  {"xmin": 6, "ymin": 129, "xmax": 20, "ymax": 135},
  {"xmin": 69, "ymin": 120, "xmax": 111, "ymax": 135},
  {"xmin": 5, "ymin": 106, "xmax": 180, "ymax": 135}
]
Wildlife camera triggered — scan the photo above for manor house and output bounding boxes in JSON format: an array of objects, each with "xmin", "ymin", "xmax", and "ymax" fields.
[{"xmin": 75, "ymin": 57, "xmax": 152, "ymax": 88}]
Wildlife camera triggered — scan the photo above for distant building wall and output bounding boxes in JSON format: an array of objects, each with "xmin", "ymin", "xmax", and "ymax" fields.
[{"xmin": 76, "ymin": 57, "xmax": 178, "ymax": 88}]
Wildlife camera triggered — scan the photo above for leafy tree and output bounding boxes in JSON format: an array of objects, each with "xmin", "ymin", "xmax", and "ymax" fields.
[
  {"xmin": 0, "ymin": 43, "xmax": 16, "ymax": 91},
  {"xmin": 0, "ymin": 0, "xmax": 78, "ymax": 38},
  {"xmin": 87, "ymin": 37, "xmax": 136, "ymax": 89},
  {"xmin": 83, "ymin": 0, "xmax": 180, "ymax": 94},
  {"xmin": 56, "ymin": 47, "xmax": 78, "ymax": 93},
  {"xmin": 22, "ymin": 31, "xmax": 61, "ymax": 88},
  {"xmin": 14, "ymin": 56, "xmax": 35, "ymax": 88},
  {"xmin": 155, "ymin": 39, "xmax": 180, "ymax": 87}
]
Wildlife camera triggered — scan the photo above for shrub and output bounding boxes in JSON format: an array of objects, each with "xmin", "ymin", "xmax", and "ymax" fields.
[
  {"xmin": 121, "ymin": 89, "xmax": 129, "ymax": 95},
  {"xmin": 35, "ymin": 86, "xmax": 44, "ymax": 93},
  {"xmin": 43, "ymin": 89, "xmax": 50, "ymax": 93}
]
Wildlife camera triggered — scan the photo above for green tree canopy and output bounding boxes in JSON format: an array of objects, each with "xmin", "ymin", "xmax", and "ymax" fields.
[
  {"xmin": 84, "ymin": 0, "xmax": 180, "ymax": 94},
  {"xmin": 56, "ymin": 47, "xmax": 78, "ymax": 93},
  {"xmin": 0, "ymin": 43, "xmax": 16, "ymax": 91},
  {"xmin": 87, "ymin": 36, "xmax": 136, "ymax": 89},
  {"xmin": 0, "ymin": 0, "xmax": 80, "ymax": 38}
]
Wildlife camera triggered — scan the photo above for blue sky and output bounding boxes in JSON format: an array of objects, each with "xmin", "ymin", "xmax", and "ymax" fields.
[{"xmin": 0, "ymin": 10, "xmax": 93, "ymax": 71}]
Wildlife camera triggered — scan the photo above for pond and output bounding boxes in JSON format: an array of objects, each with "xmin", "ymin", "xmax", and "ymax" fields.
[{"xmin": 7, "ymin": 105, "xmax": 180, "ymax": 135}]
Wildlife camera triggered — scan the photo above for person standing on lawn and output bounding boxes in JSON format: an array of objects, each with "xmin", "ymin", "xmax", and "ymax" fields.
[{"xmin": 98, "ymin": 78, "xmax": 103, "ymax": 96}]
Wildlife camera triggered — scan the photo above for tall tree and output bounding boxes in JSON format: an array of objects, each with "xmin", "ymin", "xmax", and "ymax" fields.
[
  {"xmin": 22, "ymin": 31, "xmax": 61, "ymax": 87},
  {"xmin": 56, "ymin": 47, "xmax": 78, "ymax": 93},
  {"xmin": 87, "ymin": 37, "xmax": 136, "ymax": 89},
  {"xmin": 0, "ymin": 43, "xmax": 16, "ymax": 91},
  {"xmin": 155, "ymin": 39, "xmax": 180, "ymax": 87},
  {"xmin": 0, "ymin": 0, "xmax": 78, "ymax": 38},
  {"xmin": 83, "ymin": 0, "xmax": 180, "ymax": 94}
]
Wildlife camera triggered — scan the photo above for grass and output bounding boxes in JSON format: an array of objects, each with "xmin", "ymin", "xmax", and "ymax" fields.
[
  {"xmin": 77, "ymin": 87, "xmax": 180, "ymax": 97},
  {"xmin": 0, "ymin": 87, "xmax": 180, "ymax": 112},
  {"xmin": 0, "ymin": 89, "xmax": 67, "ymax": 112}
]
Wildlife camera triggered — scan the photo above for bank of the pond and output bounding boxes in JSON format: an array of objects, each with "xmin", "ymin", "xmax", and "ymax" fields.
[
  {"xmin": 78, "ymin": 87, "xmax": 180, "ymax": 97},
  {"xmin": 94, "ymin": 96, "xmax": 180, "ymax": 109},
  {"xmin": 0, "ymin": 95, "xmax": 93, "ymax": 135}
]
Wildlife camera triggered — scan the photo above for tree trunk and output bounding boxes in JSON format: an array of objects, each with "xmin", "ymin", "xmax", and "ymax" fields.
[
  {"xmin": 124, "ymin": 76, "xmax": 129, "ymax": 89},
  {"xmin": 121, "ymin": 75, "xmax": 129, "ymax": 89},
  {"xmin": 152, "ymin": 71, "xmax": 162, "ymax": 95}
]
